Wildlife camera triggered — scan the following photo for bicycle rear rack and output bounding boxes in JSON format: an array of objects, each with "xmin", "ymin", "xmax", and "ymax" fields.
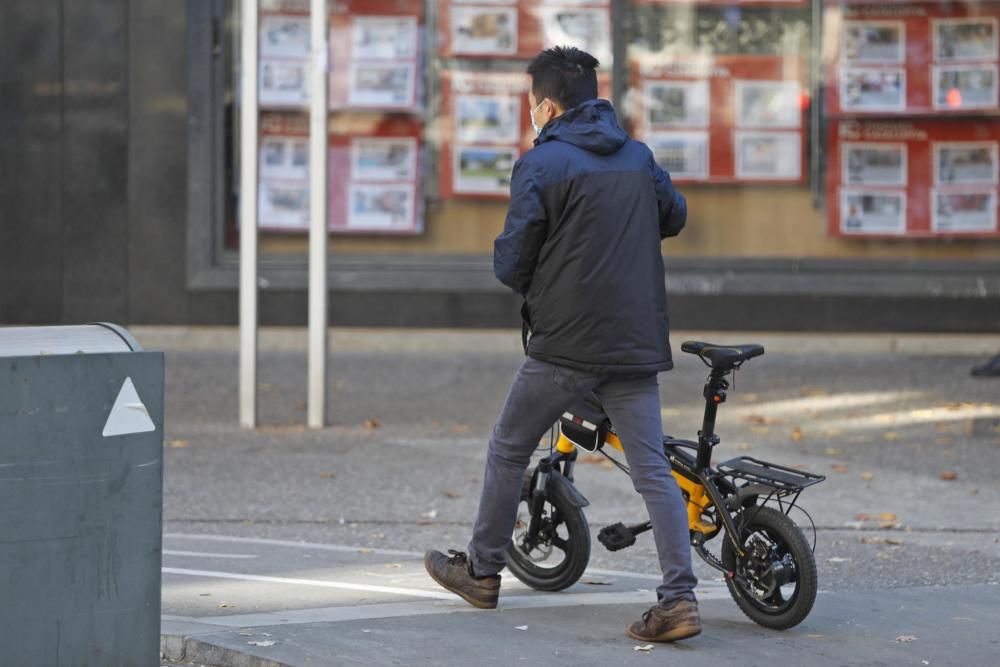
[{"xmin": 717, "ymin": 456, "xmax": 825, "ymax": 492}]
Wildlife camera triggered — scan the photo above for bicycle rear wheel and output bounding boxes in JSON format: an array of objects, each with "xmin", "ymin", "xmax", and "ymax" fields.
[{"xmin": 721, "ymin": 505, "xmax": 818, "ymax": 629}]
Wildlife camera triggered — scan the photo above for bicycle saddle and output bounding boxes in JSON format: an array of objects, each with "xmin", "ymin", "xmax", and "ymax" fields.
[{"xmin": 681, "ymin": 340, "xmax": 765, "ymax": 369}]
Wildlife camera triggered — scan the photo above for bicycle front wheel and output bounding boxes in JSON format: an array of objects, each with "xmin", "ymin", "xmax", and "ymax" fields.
[{"xmin": 505, "ymin": 471, "xmax": 590, "ymax": 591}]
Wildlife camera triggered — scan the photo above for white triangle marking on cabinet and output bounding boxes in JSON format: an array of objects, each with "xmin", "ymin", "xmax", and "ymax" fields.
[{"xmin": 102, "ymin": 377, "xmax": 156, "ymax": 437}]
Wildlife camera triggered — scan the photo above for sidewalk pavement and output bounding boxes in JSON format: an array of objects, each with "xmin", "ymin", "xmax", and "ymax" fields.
[{"xmin": 144, "ymin": 327, "xmax": 1000, "ymax": 666}]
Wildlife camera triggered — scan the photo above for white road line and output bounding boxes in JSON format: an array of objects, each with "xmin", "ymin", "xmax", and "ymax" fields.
[
  {"xmin": 164, "ymin": 533, "xmax": 420, "ymax": 558},
  {"xmin": 162, "ymin": 534, "xmax": 718, "ymax": 584},
  {"xmin": 162, "ymin": 567, "xmax": 455, "ymax": 600},
  {"xmin": 583, "ymin": 567, "xmax": 662, "ymax": 583},
  {"xmin": 164, "ymin": 550, "xmax": 259, "ymax": 559},
  {"xmin": 169, "ymin": 587, "xmax": 735, "ymax": 629}
]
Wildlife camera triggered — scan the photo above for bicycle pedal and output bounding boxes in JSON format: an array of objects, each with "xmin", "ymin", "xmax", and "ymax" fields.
[{"xmin": 598, "ymin": 523, "xmax": 637, "ymax": 552}]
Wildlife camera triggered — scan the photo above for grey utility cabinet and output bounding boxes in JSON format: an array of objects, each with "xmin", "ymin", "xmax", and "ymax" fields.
[{"xmin": 0, "ymin": 324, "xmax": 163, "ymax": 666}]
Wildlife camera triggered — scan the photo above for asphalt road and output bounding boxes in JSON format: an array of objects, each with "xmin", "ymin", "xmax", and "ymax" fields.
[{"xmin": 145, "ymin": 328, "xmax": 1000, "ymax": 666}]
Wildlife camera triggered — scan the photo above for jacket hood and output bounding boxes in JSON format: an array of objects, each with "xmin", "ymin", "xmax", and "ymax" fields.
[{"xmin": 535, "ymin": 99, "xmax": 628, "ymax": 156}]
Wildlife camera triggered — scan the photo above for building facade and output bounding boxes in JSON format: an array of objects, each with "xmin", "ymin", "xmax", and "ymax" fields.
[{"xmin": 2, "ymin": 0, "xmax": 999, "ymax": 331}]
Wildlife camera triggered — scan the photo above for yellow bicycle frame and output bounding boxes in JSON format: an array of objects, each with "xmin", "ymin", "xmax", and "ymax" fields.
[{"xmin": 555, "ymin": 431, "xmax": 718, "ymax": 535}]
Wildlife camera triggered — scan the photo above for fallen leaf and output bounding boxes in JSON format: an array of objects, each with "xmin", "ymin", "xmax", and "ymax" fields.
[
  {"xmin": 363, "ymin": 418, "xmax": 381, "ymax": 430},
  {"xmin": 860, "ymin": 537, "xmax": 903, "ymax": 546},
  {"xmin": 515, "ymin": 625, "xmax": 528, "ymax": 631},
  {"xmin": 860, "ymin": 471, "xmax": 874, "ymax": 481},
  {"xmin": 167, "ymin": 439, "xmax": 190, "ymax": 448},
  {"xmin": 358, "ymin": 548, "xmax": 373, "ymax": 554},
  {"xmin": 939, "ymin": 471, "xmax": 958, "ymax": 481},
  {"xmin": 416, "ymin": 519, "xmax": 433, "ymax": 526},
  {"xmin": 856, "ymin": 512, "xmax": 897, "ymax": 522},
  {"xmin": 633, "ymin": 644, "xmax": 655, "ymax": 652},
  {"xmin": 790, "ymin": 427, "xmax": 805, "ymax": 441},
  {"xmin": 442, "ymin": 490, "xmax": 462, "ymax": 499},
  {"xmin": 384, "ymin": 563, "xmax": 402, "ymax": 569},
  {"xmin": 750, "ymin": 426, "xmax": 771, "ymax": 435},
  {"xmin": 823, "ymin": 447, "xmax": 843, "ymax": 457},
  {"xmin": 579, "ymin": 454, "xmax": 605, "ymax": 464},
  {"xmin": 248, "ymin": 640, "xmax": 277, "ymax": 647},
  {"xmin": 831, "ymin": 464, "xmax": 849, "ymax": 473},
  {"xmin": 743, "ymin": 414, "xmax": 783, "ymax": 426},
  {"xmin": 800, "ymin": 387, "xmax": 829, "ymax": 397},
  {"xmin": 822, "ymin": 429, "xmax": 843, "ymax": 438},
  {"xmin": 318, "ymin": 471, "xmax": 336, "ymax": 479},
  {"xmin": 895, "ymin": 635, "xmax": 917, "ymax": 643},
  {"xmin": 600, "ymin": 461, "xmax": 615, "ymax": 471},
  {"xmin": 450, "ymin": 423, "xmax": 470, "ymax": 433},
  {"xmin": 737, "ymin": 442, "xmax": 752, "ymax": 451},
  {"xmin": 883, "ymin": 431, "xmax": 903, "ymax": 441}
]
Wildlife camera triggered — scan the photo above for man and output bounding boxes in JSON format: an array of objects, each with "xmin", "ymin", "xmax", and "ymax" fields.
[{"xmin": 424, "ymin": 46, "xmax": 698, "ymax": 643}]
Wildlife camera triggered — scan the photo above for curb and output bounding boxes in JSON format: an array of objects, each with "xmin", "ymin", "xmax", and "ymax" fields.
[
  {"xmin": 161, "ymin": 625, "xmax": 292, "ymax": 667},
  {"xmin": 131, "ymin": 325, "xmax": 999, "ymax": 356}
]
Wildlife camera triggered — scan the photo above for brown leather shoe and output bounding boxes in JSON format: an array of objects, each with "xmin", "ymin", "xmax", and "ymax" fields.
[
  {"xmin": 626, "ymin": 599, "xmax": 702, "ymax": 642},
  {"xmin": 424, "ymin": 550, "xmax": 500, "ymax": 609}
]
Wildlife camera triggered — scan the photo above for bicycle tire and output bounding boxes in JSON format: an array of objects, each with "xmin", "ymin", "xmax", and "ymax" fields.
[
  {"xmin": 505, "ymin": 470, "xmax": 590, "ymax": 591},
  {"xmin": 721, "ymin": 505, "xmax": 818, "ymax": 630}
]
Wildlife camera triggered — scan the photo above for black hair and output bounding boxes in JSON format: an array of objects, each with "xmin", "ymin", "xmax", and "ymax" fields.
[{"xmin": 526, "ymin": 46, "xmax": 599, "ymax": 110}]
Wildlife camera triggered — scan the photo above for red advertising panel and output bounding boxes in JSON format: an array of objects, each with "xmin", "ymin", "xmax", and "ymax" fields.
[
  {"xmin": 439, "ymin": 69, "xmax": 612, "ymax": 199},
  {"xmin": 631, "ymin": 56, "xmax": 808, "ymax": 184},
  {"xmin": 632, "ymin": 0, "xmax": 806, "ymax": 6},
  {"xmin": 329, "ymin": 1, "xmax": 424, "ymax": 112},
  {"xmin": 438, "ymin": 1, "xmax": 611, "ymax": 65},
  {"xmin": 259, "ymin": 113, "xmax": 311, "ymax": 231},
  {"xmin": 439, "ymin": 70, "xmax": 534, "ymax": 199},
  {"xmin": 258, "ymin": 112, "xmax": 423, "ymax": 234},
  {"xmin": 329, "ymin": 115, "xmax": 423, "ymax": 234},
  {"xmin": 825, "ymin": 4, "xmax": 1000, "ymax": 116},
  {"xmin": 827, "ymin": 118, "xmax": 1000, "ymax": 238}
]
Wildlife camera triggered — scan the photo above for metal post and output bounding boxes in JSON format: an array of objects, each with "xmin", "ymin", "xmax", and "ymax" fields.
[
  {"xmin": 307, "ymin": 0, "xmax": 329, "ymax": 429},
  {"xmin": 239, "ymin": 0, "xmax": 259, "ymax": 429}
]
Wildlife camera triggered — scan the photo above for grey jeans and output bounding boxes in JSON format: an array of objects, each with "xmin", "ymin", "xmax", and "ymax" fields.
[{"xmin": 467, "ymin": 356, "xmax": 698, "ymax": 605}]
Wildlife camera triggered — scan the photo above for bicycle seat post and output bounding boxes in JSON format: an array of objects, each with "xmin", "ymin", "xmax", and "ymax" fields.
[{"xmin": 696, "ymin": 367, "xmax": 729, "ymax": 472}]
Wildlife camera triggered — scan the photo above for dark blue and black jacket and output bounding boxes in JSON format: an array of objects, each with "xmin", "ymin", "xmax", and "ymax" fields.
[{"xmin": 494, "ymin": 98, "xmax": 687, "ymax": 374}]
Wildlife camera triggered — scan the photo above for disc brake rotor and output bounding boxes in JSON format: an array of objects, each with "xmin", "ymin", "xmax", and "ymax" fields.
[{"xmin": 513, "ymin": 512, "xmax": 554, "ymax": 562}]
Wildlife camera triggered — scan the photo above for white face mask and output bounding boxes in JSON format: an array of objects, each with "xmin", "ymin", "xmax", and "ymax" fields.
[{"xmin": 530, "ymin": 99, "xmax": 548, "ymax": 137}]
